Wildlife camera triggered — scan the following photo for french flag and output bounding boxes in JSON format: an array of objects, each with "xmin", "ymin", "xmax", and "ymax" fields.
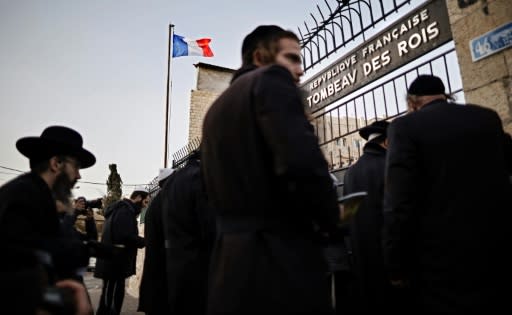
[{"xmin": 172, "ymin": 34, "xmax": 214, "ymax": 58}]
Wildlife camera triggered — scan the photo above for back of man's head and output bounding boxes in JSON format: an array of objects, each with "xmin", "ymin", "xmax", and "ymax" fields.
[
  {"xmin": 407, "ymin": 74, "xmax": 446, "ymax": 96},
  {"xmin": 241, "ymin": 25, "xmax": 283, "ymax": 65},
  {"xmin": 241, "ymin": 25, "xmax": 299, "ymax": 67},
  {"xmin": 406, "ymin": 74, "xmax": 453, "ymax": 111}
]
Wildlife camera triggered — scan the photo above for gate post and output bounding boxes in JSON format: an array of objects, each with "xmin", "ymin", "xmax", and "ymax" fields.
[{"xmin": 446, "ymin": 0, "xmax": 512, "ymax": 133}]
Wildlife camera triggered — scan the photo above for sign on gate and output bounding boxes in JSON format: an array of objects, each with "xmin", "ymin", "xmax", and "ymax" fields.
[
  {"xmin": 470, "ymin": 22, "xmax": 512, "ymax": 62},
  {"xmin": 301, "ymin": 0, "xmax": 452, "ymax": 112}
]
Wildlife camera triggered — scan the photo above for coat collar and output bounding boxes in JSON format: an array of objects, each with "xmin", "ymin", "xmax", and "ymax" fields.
[
  {"xmin": 230, "ymin": 64, "xmax": 258, "ymax": 83},
  {"xmin": 420, "ymin": 98, "xmax": 448, "ymax": 110},
  {"xmin": 363, "ymin": 142, "xmax": 387, "ymax": 156}
]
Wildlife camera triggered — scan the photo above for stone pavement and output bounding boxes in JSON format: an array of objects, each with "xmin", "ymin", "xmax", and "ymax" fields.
[{"xmin": 84, "ymin": 272, "xmax": 143, "ymax": 315}]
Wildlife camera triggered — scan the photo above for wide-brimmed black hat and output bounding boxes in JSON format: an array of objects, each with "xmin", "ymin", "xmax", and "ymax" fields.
[
  {"xmin": 359, "ymin": 120, "xmax": 390, "ymax": 141},
  {"xmin": 407, "ymin": 74, "xmax": 446, "ymax": 96},
  {"xmin": 16, "ymin": 126, "xmax": 96, "ymax": 169}
]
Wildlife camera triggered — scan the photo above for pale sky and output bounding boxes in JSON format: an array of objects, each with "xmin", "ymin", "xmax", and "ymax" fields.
[
  {"xmin": 0, "ymin": 0, "xmax": 338, "ymax": 199},
  {"xmin": 1, "ymin": 0, "xmax": 456, "ymax": 199}
]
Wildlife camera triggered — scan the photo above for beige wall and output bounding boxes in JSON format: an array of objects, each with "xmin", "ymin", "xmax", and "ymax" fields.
[
  {"xmin": 446, "ymin": 0, "xmax": 512, "ymax": 133},
  {"xmin": 189, "ymin": 89, "xmax": 223, "ymax": 140},
  {"xmin": 188, "ymin": 64, "xmax": 234, "ymax": 140}
]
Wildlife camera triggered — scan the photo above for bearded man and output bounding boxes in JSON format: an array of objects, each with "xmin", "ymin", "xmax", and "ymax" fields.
[
  {"xmin": 0, "ymin": 125, "xmax": 96, "ymax": 274},
  {"xmin": 0, "ymin": 125, "xmax": 96, "ymax": 314}
]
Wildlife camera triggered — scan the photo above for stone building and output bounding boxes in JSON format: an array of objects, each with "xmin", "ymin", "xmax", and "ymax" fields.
[
  {"xmin": 446, "ymin": 0, "xmax": 512, "ymax": 134},
  {"xmin": 188, "ymin": 63, "xmax": 235, "ymax": 140}
]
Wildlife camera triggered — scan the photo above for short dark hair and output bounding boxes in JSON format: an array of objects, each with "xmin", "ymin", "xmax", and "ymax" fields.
[{"xmin": 241, "ymin": 27, "xmax": 300, "ymax": 66}]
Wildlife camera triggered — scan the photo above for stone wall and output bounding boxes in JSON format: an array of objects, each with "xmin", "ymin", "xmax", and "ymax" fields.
[
  {"xmin": 189, "ymin": 89, "xmax": 223, "ymax": 140},
  {"xmin": 188, "ymin": 63, "xmax": 234, "ymax": 140},
  {"xmin": 446, "ymin": 0, "xmax": 512, "ymax": 133}
]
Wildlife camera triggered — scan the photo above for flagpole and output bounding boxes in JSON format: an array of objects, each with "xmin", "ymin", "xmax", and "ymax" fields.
[{"xmin": 164, "ymin": 24, "xmax": 174, "ymax": 168}]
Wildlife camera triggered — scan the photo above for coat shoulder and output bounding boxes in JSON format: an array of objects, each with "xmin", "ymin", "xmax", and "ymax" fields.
[
  {"xmin": 465, "ymin": 103, "xmax": 501, "ymax": 119},
  {"xmin": 258, "ymin": 65, "xmax": 295, "ymax": 85},
  {"xmin": 0, "ymin": 174, "xmax": 42, "ymax": 207}
]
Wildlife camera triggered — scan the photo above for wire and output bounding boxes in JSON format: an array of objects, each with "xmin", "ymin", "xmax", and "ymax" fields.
[
  {"xmin": 0, "ymin": 165, "xmax": 24, "ymax": 173},
  {"xmin": 0, "ymin": 164, "xmax": 148, "ymax": 187},
  {"xmin": 78, "ymin": 180, "xmax": 147, "ymax": 187}
]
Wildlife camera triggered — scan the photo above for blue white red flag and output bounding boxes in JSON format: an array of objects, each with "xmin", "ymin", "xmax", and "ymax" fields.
[{"xmin": 172, "ymin": 34, "xmax": 214, "ymax": 57}]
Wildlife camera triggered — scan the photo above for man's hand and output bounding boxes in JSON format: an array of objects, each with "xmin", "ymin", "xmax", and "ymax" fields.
[{"xmin": 55, "ymin": 279, "xmax": 93, "ymax": 315}]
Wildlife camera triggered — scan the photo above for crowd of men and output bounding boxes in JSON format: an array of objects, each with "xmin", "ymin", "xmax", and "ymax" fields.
[{"xmin": 1, "ymin": 23, "xmax": 511, "ymax": 315}]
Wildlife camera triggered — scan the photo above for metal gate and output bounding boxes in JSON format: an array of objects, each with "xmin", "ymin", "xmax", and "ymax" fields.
[{"xmin": 297, "ymin": 0, "xmax": 464, "ymax": 185}]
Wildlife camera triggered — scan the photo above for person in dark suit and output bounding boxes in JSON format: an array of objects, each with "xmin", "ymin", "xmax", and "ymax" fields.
[
  {"xmin": 94, "ymin": 187, "xmax": 149, "ymax": 315},
  {"xmin": 160, "ymin": 149, "xmax": 216, "ymax": 315},
  {"xmin": 341, "ymin": 120, "xmax": 392, "ymax": 313},
  {"xmin": 138, "ymin": 167, "xmax": 175, "ymax": 315},
  {"xmin": 201, "ymin": 25, "xmax": 339, "ymax": 314},
  {"xmin": 383, "ymin": 74, "xmax": 512, "ymax": 312}
]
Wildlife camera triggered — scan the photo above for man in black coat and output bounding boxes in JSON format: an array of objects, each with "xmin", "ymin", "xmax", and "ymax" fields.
[
  {"xmin": 94, "ymin": 188, "xmax": 149, "ymax": 315},
  {"xmin": 342, "ymin": 120, "xmax": 392, "ymax": 313},
  {"xmin": 161, "ymin": 149, "xmax": 216, "ymax": 315},
  {"xmin": 383, "ymin": 74, "xmax": 512, "ymax": 312},
  {"xmin": 202, "ymin": 26, "xmax": 339, "ymax": 314},
  {"xmin": 0, "ymin": 125, "xmax": 96, "ymax": 313},
  {"xmin": 138, "ymin": 167, "xmax": 175, "ymax": 315}
]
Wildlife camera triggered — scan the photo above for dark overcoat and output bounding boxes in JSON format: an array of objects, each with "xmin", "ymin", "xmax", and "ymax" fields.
[
  {"xmin": 0, "ymin": 172, "xmax": 89, "ymax": 279},
  {"xmin": 161, "ymin": 158, "xmax": 215, "ymax": 315},
  {"xmin": 201, "ymin": 65, "xmax": 339, "ymax": 314},
  {"xmin": 343, "ymin": 142, "xmax": 393, "ymax": 312},
  {"xmin": 384, "ymin": 100, "xmax": 512, "ymax": 312},
  {"xmin": 137, "ymin": 188, "xmax": 171, "ymax": 314},
  {"xmin": 0, "ymin": 173, "xmax": 60, "ymax": 242},
  {"xmin": 94, "ymin": 199, "xmax": 144, "ymax": 279}
]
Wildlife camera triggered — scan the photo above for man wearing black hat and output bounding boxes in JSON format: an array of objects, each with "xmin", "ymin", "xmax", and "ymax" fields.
[
  {"xmin": 339, "ymin": 119, "xmax": 393, "ymax": 313},
  {"xmin": 0, "ymin": 125, "xmax": 96, "ymax": 314},
  {"xmin": 202, "ymin": 26, "xmax": 339, "ymax": 314},
  {"xmin": 383, "ymin": 74, "xmax": 512, "ymax": 312},
  {"xmin": 0, "ymin": 126, "xmax": 96, "ymax": 267}
]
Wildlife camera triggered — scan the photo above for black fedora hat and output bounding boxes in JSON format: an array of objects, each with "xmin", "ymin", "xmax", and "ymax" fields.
[
  {"xmin": 16, "ymin": 126, "xmax": 96, "ymax": 169},
  {"xmin": 359, "ymin": 120, "xmax": 390, "ymax": 141}
]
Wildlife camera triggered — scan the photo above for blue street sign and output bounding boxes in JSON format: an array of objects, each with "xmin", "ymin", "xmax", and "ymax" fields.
[{"xmin": 470, "ymin": 22, "xmax": 512, "ymax": 62}]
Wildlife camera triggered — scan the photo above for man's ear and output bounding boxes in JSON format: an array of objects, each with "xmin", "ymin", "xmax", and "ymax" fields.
[
  {"xmin": 252, "ymin": 49, "xmax": 264, "ymax": 67},
  {"xmin": 49, "ymin": 156, "xmax": 63, "ymax": 173}
]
